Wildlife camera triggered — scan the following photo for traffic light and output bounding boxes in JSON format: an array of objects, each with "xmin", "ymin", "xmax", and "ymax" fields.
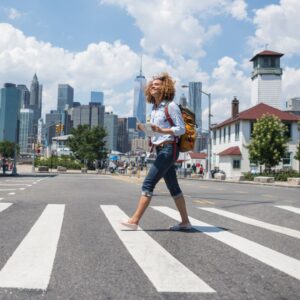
[
  {"xmin": 55, "ymin": 124, "xmax": 60, "ymax": 134},
  {"xmin": 55, "ymin": 123, "xmax": 64, "ymax": 135}
]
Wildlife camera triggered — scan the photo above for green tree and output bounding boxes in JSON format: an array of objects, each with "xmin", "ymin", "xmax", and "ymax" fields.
[
  {"xmin": 248, "ymin": 114, "xmax": 288, "ymax": 172},
  {"xmin": 294, "ymin": 141, "xmax": 300, "ymax": 172},
  {"xmin": 0, "ymin": 141, "xmax": 16, "ymax": 158},
  {"xmin": 67, "ymin": 125, "xmax": 107, "ymax": 167}
]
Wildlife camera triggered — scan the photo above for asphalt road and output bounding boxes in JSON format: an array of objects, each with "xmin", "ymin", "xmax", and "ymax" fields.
[{"xmin": 0, "ymin": 173, "xmax": 299, "ymax": 300}]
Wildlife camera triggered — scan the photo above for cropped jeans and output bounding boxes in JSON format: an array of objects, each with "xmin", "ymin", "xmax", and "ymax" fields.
[{"xmin": 141, "ymin": 143, "xmax": 183, "ymax": 199}]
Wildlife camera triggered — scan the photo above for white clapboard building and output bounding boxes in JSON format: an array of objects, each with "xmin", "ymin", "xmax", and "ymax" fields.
[{"xmin": 211, "ymin": 99, "xmax": 299, "ymax": 179}]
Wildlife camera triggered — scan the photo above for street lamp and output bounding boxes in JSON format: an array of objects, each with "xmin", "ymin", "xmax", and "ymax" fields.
[{"xmin": 181, "ymin": 84, "xmax": 212, "ymax": 179}]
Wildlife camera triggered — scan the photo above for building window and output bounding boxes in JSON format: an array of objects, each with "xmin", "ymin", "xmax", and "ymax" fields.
[
  {"xmin": 235, "ymin": 122, "xmax": 240, "ymax": 141},
  {"xmin": 282, "ymin": 152, "xmax": 292, "ymax": 166},
  {"xmin": 282, "ymin": 122, "xmax": 292, "ymax": 139},
  {"xmin": 250, "ymin": 121, "xmax": 255, "ymax": 137},
  {"xmin": 223, "ymin": 127, "xmax": 226, "ymax": 143},
  {"xmin": 219, "ymin": 129, "xmax": 222, "ymax": 144},
  {"xmin": 213, "ymin": 130, "xmax": 216, "ymax": 145},
  {"xmin": 228, "ymin": 125, "xmax": 231, "ymax": 142},
  {"xmin": 233, "ymin": 159, "xmax": 241, "ymax": 169}
]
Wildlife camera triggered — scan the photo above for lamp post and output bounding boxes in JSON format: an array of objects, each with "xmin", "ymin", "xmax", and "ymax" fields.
[{"xmin": 181, "ymin": 84, "xmax": 212, "ymax": 179}]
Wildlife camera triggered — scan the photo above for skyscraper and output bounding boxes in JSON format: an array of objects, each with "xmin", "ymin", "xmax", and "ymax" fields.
[
  {"xmin": 19, "ymin": 108, "xmax": 34, "ymax": 154},
  {"xmin": 188, "ymin": 82, "xmax": 202, "ymax": 152},
  {"xmin": 0, "ymin": 83, "xmax": 21, "ymax": 143},
  {"xmin": 72, "ymin": 104, "xmax": 105, "ymax": 129},
  {"xmin": 104, "ymin": 112, "xmax": 118, "ymax": 151},
  {"xmin": 188, "ymin": 82, "xmax": 202, "ymax": 132},
  {"xmin": 29, "ymin": 74, "xmax": 42, "ymax": 135},
  {"xmin": 57, "ymin": 84, "xmax": 74, "ymax": 112},
  {"xmin": 17, "ymin": 85, "xmax": 30, "ymax": 108},
  {"xmin": 133, "ymin": 63, "xmax": 146, "ymax": 124},
  {"xmin": 91, "ymin": 91, "xmax": 104, "ymax": 105}
]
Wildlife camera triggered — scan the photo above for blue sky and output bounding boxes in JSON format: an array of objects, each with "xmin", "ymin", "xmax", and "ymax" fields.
[{"xmin": 1, "ymin": 0, "xmax": 300, "ymax": 127}]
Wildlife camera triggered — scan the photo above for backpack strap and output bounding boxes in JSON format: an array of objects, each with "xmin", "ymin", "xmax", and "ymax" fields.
[{"xmin": 164, "ymin": 104, "xmax": 178, "ymax": 159}]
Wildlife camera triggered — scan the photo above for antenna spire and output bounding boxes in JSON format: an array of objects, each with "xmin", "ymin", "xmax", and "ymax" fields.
[{"xmin": 140, "ymin": 54, "xmax": 143, "ymax": 76}]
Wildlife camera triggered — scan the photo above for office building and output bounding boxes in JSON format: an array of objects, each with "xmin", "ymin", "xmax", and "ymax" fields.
[
  {"xmin": 286, "ymin": 97, "xmax": 300, "ymax": 116},
  {"xmin": 179, "ymin": 94, "xmax": 187, "ymax": 107},
  {"xmin": 29, "ymin": 74, "xmax": 42, "ymax": 132},
  {"xmin": 17, "ymin": 85, "xmax": 30, "ymax": 108},
  {"xmin": 45, "ymin": 110, "xmax": 62, "ymax": 146},
  {"xmin": 104, "ymin": 112, "xmax": 118, "ymax": 151},
  {"xmin": 133, "ymin": 66, "xmax": 147, "ymax": 124},
  {"xmin": 0, "ymin": 83, "xmax": 21, "ymax": 143},
  {"xmin": 57, "ymin": 84, "xmax": 74, "ymax": 112},
  {"xmin": 19, "ymin": 108, "xmax": 34, "ymax": 154},
  {"xmin": 117, "ymin": 118, "xmax": 129, "ymax": 153},
  {"xmin": 188, "ymin": 82, "xmax": 202, "ymax": 152},
  {"xmin": 72, "ymin": 104, "xmax": 105, "ymax": 129},
  {"xmin": 91, "ymin": 91, "xmax": 104, "ymax": 105},
  {"xmin": 250, "ymin": 50, "xmax": 284, "ymax": 110}
]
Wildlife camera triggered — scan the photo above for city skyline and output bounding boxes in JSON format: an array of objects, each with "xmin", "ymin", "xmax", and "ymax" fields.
[{"xmin": 1, "ymin": 1, "xmax": 300, "ymax": 129}]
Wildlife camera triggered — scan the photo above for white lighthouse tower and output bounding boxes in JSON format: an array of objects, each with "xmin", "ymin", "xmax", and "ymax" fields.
[{"xmin": 250, "ymin": 50, "xmax": 284, "ymax": 110}]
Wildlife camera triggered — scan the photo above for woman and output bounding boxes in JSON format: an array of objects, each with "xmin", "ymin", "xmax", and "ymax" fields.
[{"xmin": 121, "ymin": 72, "xmax": 191, "ymax": 231}]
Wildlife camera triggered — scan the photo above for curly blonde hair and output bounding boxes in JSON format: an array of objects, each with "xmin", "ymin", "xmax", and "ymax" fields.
[{"xmin": 145, "ymin": 72, "xmax": 176, "ymax": 104}]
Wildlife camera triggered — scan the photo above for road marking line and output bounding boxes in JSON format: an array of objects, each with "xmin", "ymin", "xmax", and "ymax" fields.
[
  {"xmin": 0, "ymin": 198, "xmax": 3, "ymax": 201},
  {"xmin": 7, "ymin": 193, "xmax": 15, "ymax": 196},
  {"xmin": 100, "ymin": 205, "xmax": 215, "ymax": 293},
  {"xmin": 0, "ymin": 204, "xmax": 65, "ymax": 290},
  {"xmin": 199, "ymin": 207, "xmax": 300, "ymax": 240},
  {"xmin": 193, "ymin": 200, "xmax": 214, "ymax": 205},
  {"xmin": 275, "ymin": 206, "xmax": 300, "ymax": 215},
  {"xmin": 0, "ymin": 188, "xmax": 18, "ymax": 191},
  {"xmin": 0, "ymin": 184, "xmax": 31, "ymax": 186},
  {"xmin": 0, "ymin": 203, "xmax": 12, "ymax": 212},
  {"xmin": 152, "ymin": 206, "xmax": 300, "ymax": 281},
  {"xmin": 236, "ymin": 191, "xmax": 248, "ymax": 194},
  {"xmin": 262, "ymin": 194, "xmax": 274, "ymax": 198}
]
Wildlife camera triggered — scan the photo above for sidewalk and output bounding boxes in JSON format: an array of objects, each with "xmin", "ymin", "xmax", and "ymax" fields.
[{"xmin": 5, "ymin": 164, "xmax": 299, "ymax": 188}]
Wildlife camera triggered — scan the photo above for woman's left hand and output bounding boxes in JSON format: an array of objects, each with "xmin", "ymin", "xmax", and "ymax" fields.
[{"xmin": 151, "ymin": 124, "xmax": 161, "ymax": 133}]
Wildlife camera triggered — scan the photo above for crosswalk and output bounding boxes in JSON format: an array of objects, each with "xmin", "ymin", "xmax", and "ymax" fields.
[{"xmin": 0, "ymin": 201, "xmax": 299, "ymax": 295}]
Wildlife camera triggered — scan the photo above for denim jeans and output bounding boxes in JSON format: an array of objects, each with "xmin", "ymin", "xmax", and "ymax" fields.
[{"xmin": 142, "ymin": 143, "xmax": 183, "ymax": 199}]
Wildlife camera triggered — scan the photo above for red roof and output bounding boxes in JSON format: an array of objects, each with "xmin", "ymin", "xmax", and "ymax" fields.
[
  {"xmin": 250, "ymin": 50, "xmax": 284, "ymax": 61},
  {"xmin": 189, "ymin": 152, "xmax": 207, "ymax": 159},
  {"xmin": 219, "ymin": 146, "xmax": 241, "ymax": 156},
  {"xmin": 214, "ymin": 103, "xmax": 300, "ymax": 129}
]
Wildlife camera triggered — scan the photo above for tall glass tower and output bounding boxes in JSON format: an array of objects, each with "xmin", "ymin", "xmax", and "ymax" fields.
[
  {"xmin": 133, "ymin": 63, "xmax": 146, "ymax": 124},
  {"xmin": 91, "ymin": 91, "xmax": 104, "ymax": 105},
  {"xmin": 57, "ymin": 84, "xmax": 74, "ymax": 112},
  {"xmin": 188, "ymin": 82, "xmax": 202, "ymax": 132},
  {"xmin": 19, "ymin": 108, "xmax": 34, "ymax": 154},
  {"xmin": 0, "ymin": 83, "xmax": 21, "ymax": 143}
]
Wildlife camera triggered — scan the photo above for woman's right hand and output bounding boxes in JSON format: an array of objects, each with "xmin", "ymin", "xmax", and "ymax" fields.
[{"xmin": 137, "ymin": 123, "xmax": 145, "ymax": 131}]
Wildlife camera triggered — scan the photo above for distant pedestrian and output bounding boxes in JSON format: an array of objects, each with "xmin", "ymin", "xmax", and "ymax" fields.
[
  {"xmin": 121, "ymin": 72, "xmax": 191, "ymax": 231},
  {"xmin": 2, "ymin": 158, "xmax": 7, "ymax": 175}
]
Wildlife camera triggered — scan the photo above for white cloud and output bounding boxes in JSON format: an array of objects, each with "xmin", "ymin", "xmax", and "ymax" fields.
[
  {"xmin": 282, "ymin": 67, "xmax": 300, "ymax": 101},
  {"xmin": 100, "ymin": 0, "xmax": 248, "ymax": 59},
  {"xmin": 0, "ymin": 23, "xmax": 141, "ymax": 117},
  {"xmin": 7, "ymin": 8, "xmax": 22, "ymax": 20},
  {"xmin": 201, "ymin": 56, "xmax": 251, "ymax": 127},
  {"xmin": 249, "ymin": 0, "xmax": 300, "ymax": 56},
  {"xmin": 226, "ymin": 0, "xmax": 248, "ymax": 20}
]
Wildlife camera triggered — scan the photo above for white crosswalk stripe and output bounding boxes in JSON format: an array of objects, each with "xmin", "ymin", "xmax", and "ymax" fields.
[
  {"xmin": 275, "ymin": 205, "xmax": 300, "ymax": 215},
  {"xmin": 0, "ymin": 203, "xmax": 12, "ymax": 212},
  {"xmin": 0, "ymin": 204, "xmax": 65, "ymax": 290},
  {"xmin": 152, "ymin": 206, "xmax": 300, "ymax": 281},
  {"xmin": 199, "ymin": 207, "xmax": 300, "ymax": 239},
  {"xmin": 100, "ymin": 205, "xmax": 215, "ymax": 293}
]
